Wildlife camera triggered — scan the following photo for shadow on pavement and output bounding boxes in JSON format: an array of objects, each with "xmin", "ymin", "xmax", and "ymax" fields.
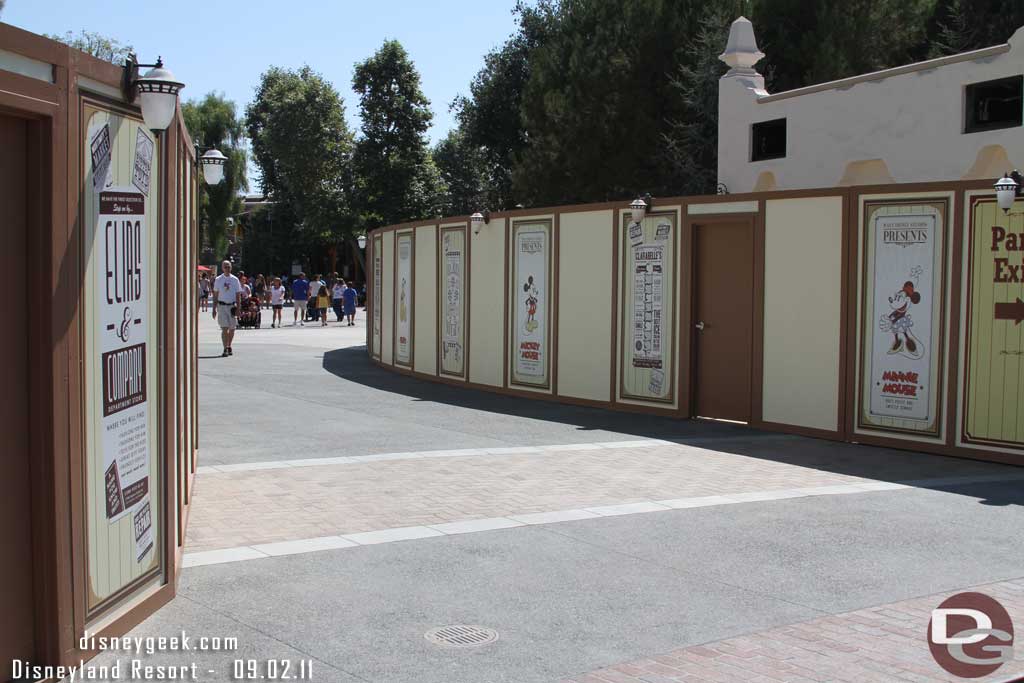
[{"xmin": 323, "ymin": 346, "xmax": 1024, "ymax": 506}]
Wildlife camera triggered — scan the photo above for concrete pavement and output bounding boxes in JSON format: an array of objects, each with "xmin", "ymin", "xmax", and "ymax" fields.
[{"xmin": 80, "ymin": 311, "xmax": 1024, "ymax": 683}]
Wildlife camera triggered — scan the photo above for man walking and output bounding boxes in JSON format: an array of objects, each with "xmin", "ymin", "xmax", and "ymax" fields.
[
  {"xmin": 291, "ymin": 272, "xmax": 310, "ymax": 326},
  {"xmin": 212, "ymin": 260, "xmax": 243, "ymax": 357}
]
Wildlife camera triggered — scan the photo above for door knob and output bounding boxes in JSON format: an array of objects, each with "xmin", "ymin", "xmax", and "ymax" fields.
[{"xmin": 695, "ymin": 321, "xmax": 705, "ymax": 331}]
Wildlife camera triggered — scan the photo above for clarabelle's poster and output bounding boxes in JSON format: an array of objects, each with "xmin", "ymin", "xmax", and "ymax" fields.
[
  {"xmin": 632, "ymin": 243, "xmax": 664, "ymax": 370},
  {"xmin": 621, "ymin": 212, "xmax": 675, "ymax": 402},
  {"xmin": 512, "ymin": 222, "xmax": 550, "ymax": 386},
  {"xmin": 440, "ymin": 229, "xmax": 465, "ymax": 376},
  {"xmin": 861, "ymin": 205, "xmax": 943, "ymax": 434},
  {"xmin": 373, "ymin": 236, "xmax": 382, "ymax": 357},
  {"xmin": 96, "ymin": 187, "xmax": 151, "ymax": 528},
  {"xmin": 396, "ymin": 233, "xmax": 413, "ymax": 364}
]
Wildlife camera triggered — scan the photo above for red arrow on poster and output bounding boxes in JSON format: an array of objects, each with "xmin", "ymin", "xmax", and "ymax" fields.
[{"xmin": 994, "ymin": 298, "xmax": 1024, "ymax": 325}]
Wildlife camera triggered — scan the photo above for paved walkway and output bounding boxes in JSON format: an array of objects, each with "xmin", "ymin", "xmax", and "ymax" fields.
[
  {"xmin": 185, "ymin": 438, "xmax": 1016, "ymax": 556},
  {"xmin": 82, "ymin": 312, "xmax": 1024, "ymax": 683},
  {"xmin": 562, "ymin": 579, "xmax": 1024, "ymax": 683}
]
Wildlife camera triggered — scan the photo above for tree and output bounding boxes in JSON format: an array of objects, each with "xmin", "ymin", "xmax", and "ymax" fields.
[
  {"xmin": 751, "ymin": 0, "xmax": 936, "ymax": 93},
  {"xmin": 663, "ymin": 3, "xmax": 739, "ymax": 196},
  {"xmin": 511, "ymin": 0, "xmax": 711, "ymax": 206},
  {"xmin": 182, "ymin": 93, "xmax": 248, "ymax": 260},
  {"xmin": 44, "ymin": 30, "xmax": 133, "ymax": 64},
  {"xmin": 352, "ymin": 40, "xmax": 443, "ymax": 230},
  {"xmin": 451, "ymin": 2, "xmax": 554, "ymax": 209},
  {"xmin": 245, "ymin": 66, "xmax": 354, "ymax": 268},
  {"xmin": 433, "ymin": 129, "xmax": 487, "ymax": 216},
  {"xmin": 927, "ymin": 0, "xmax": 1024, "ymax": 57}
]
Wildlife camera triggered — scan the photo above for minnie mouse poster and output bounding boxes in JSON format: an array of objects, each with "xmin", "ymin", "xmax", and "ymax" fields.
[{"xmin": 878, "ymin": 266, "xmax": 925, "ymax": 359}]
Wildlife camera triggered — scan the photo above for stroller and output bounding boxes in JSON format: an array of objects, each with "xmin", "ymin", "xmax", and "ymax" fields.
[{"xmin": 236, "ymin": 297, "xmax": 262, "ymax": 328}]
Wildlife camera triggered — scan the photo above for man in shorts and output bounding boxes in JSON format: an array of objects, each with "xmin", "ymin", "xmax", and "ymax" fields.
[
  {"xmin": 212, "ymin": 260, "xmax": 243, "ymax": 356},
  {"xmin": 291, "ymin": 272, "xmax": 310, "ymax": 326}
]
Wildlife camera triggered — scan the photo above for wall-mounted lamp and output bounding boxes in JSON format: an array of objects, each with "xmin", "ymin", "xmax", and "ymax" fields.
[
  {"xmin": 471, "ymin": 210, "xmax": 491, "ymax": 235},
  {"xmin": 123, "ymin": 54, "xmax": 184, "ymax": 132},
  {"xmin": 995, "ymin": 171, "xmax": 1023, "ymax": 214},
  {"xmin": 198, "ymin": 148, "xmax": 227, "ymax": 185},
  {"xmin": 630, "ymin": 194, "xmax": 652, "ymax": 223},
  {"xmin": 357, "ymin": 235, "xmax": 367, "ymax": 250}
]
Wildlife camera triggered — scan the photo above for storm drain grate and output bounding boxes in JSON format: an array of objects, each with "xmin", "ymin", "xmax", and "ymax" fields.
[{"xmin": 424, "ymin": 625, "xmax": 499, "ymax": 648}]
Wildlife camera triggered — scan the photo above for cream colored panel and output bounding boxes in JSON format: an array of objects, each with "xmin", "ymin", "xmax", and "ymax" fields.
[
  {"xmin": 762, "ymin": 197, "xmax": 843, "ymax": 431},
  {"xmin": 414, "ymin": 225, "xmax": 437, "ymax": 375},
  {"xmin": 469, "ymin": 218, "xmax": 506, "ymax": 386},
  {"xmin": 381, "ymin": 231, "xmax": 395, "ymax": 365},
  {"xmin": 557, "ymin": 211, "xmax": 613, "ymax": 401},
  {"xmin": 82, "ymin": 107, "xmax": 162, "ymax": 612}
]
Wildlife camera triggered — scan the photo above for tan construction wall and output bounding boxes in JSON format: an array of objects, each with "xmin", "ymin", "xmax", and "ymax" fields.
[{"xmin": 762, "ymin": 196, "xmax": 844, "ymax": 431}]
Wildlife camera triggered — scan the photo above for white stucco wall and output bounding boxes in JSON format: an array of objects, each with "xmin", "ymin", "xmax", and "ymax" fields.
[
  {"xmin": 719, "ymin": 27, "xmax": 1024, "ymax": 194},
  {"xmin": 414, "ymin": 224, "xmax": 437, "ymax": 375},
  {"xmin": 469, "ymin": 217, "xmax": 506, "ymax": 387},
  {"xmin": 762, "ymin": 197, "xmax": 844, "ymax": 431},
  {"xmin": 557, "ymin": 210, "xmax": 613, "ymax": 402}
]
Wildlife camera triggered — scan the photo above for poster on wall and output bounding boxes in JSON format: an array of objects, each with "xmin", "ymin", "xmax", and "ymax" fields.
[
  {"xmin": 859, "ymin": 201, "xmax": 945, "ymax": 435},
  {"xmin": 440, "ymin": 228, "xmax": 466, "ymax": 376},
  {"xmin": 97, "ymin": 188, "xmax": 152, "ymax": 527},
  {"xmin": 396, "ymin": 232, "xmax": 413, "ymax": 365},
  {"xmin": 621, "ymin": 211, "xmax": 675, "ymax": 403},
  {"xmin": 511, "ymin": 221, "xmax": 551, "ymax": 387},
  {"xmin": 962, "ymin": 197, "xmax": 1024, "ymax": 450},
  {"xmin": 372, "ymin": 235, "xmax": 382, "ymax": 358},
  {"xmin": 90, "ymin": 122, "xmax": 112, "ymax": 192},
  {"xmin": 132, "ymin": 128, "xmax": 154, "ymax": 196}
]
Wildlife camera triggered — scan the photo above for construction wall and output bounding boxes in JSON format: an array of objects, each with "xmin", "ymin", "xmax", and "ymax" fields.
[{"xmin": 369, "ymin": 181, "xmax": 1024, "ymax": 467}]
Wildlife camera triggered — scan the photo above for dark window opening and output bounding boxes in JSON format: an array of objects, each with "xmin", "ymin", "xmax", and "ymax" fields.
[
  {"xmin": 751, "ymin": 118, "xmax": 786, "ymax": 161},
  {"xmin": 965, "ymin": 75, "xmax": 1022, "ymax": 134}
]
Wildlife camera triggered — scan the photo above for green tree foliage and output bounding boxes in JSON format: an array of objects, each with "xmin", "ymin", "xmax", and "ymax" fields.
[
  {"xmin": 433, "ymin": 130, "xmax": 487, "ymax": 216},
  {"xmin": 451, "ymin": 2, "xmax": 554, "ymax": 209},
  {"xmin": 663, "ymin": 3, "xmax": 740, "ymax": 196},
  {"xmin": 44, "ymin": 30, "xmax": 133, "ymax": 64},
  {"xmin": 352, "ymin": 40, "xmax": 443, "ymax": 228},
  {"xmin": 447, "ymin": 0, "xmax": 1024, "ymax": 210},
  {"xmin": 245, "ymin": 66, "xmax": 354, "ymax": 255},
  {"xmin": 182, "ymin": 93, "xmax": 248, "ymax": 259},
  {"xmin": 927, "ymin": 0, "xmax": 1024, "ymax": 57},
  {"xmin": 751, "ymin": 0, "xmax": 936, "ymax": 92},
  {"xmin": 512, "ymin": 0, "xmax": 719, "ymax": 206}
]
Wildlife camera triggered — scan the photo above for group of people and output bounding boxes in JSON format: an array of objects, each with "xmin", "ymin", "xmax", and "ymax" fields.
[
  {"xmin": 201, "ymin": 262, "xmax": 363, "ymax": 357},
  {"xmin": 288, "ymin": 272, "xmax": 359, "ymax": 327}
]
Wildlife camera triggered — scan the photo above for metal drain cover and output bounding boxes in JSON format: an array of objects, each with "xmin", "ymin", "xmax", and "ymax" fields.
[{"xmin": 424, "ymin": 625, "xmax": 498, "ymax": 648}]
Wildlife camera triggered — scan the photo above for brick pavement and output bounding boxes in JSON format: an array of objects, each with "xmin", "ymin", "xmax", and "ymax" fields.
[
  {"xmin": 560, "ymin": 579, "xmax": 1024, "ymax": 683},
  {"xmin": 184, "ymin": 438, "xmax": 1003, "ymax": 553}
]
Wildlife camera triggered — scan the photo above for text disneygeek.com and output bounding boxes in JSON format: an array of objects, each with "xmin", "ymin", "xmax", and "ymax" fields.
[{"xmin": 11, "ymin": 631, "xmax": 314, "ymax": 680}]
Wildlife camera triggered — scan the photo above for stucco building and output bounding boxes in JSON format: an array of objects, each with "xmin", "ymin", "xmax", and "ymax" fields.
[{"xmin": 717, "ymin": 18, "xmax": 1024, "ymax": 194}]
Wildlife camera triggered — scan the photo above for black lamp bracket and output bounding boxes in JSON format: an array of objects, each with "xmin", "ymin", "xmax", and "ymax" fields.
[{"xmin": 121, "ymin": 53, "xmax": 164, "ymax": 104}]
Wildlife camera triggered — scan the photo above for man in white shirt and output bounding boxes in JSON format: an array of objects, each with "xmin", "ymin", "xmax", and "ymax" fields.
[{"xmin": 212, "ymin": 260, "xmax": 243, "ymax": 357}]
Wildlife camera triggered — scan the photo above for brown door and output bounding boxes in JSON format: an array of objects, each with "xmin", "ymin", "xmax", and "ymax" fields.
[
  {"xmin": 693, "ymin": 221, "xmax": 754, "ymax": 421},
  {"xmin": 0, "ymin": 114, "xmax": 36, "ymax": 678}
]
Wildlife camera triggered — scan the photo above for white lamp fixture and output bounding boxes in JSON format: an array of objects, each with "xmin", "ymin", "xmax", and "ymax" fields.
[
  {"xmin": 471, "ymin": 211, "xmax": 490, "ymax": 235},
  {"xmin": 132, "ymin": 58, "xmax": 184, "ymax": 132},
  {"xmin": 630, "ymin": 196, "xmax": 649, "ymax": 224},
  {"xmin": 995, "ymin": 172, "xmax": 1020, "ymax": 214},
  {"xmin": 199, "ymin": 149, "xmax": 227, "ymax": 185},
  {"xmin": 357, "ymin": 234, "xmax": 367, "ymax": 249}
]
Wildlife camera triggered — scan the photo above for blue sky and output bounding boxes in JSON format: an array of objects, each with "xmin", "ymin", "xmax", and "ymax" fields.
[{"xmin": 5, "ymin": 0, "xmax": 520, "ymax": 176}]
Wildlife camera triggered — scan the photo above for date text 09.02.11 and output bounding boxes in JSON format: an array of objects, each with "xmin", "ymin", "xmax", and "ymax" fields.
[{"xmin": 232, "ymin": 659, "xmax": 313, "ymax": 680}]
